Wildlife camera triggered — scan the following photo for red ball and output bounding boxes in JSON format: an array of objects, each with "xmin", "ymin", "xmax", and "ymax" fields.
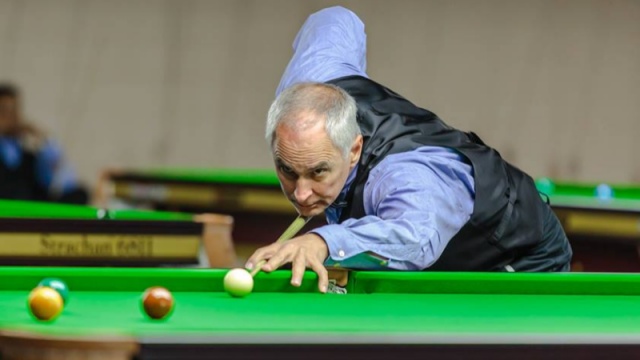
[{"xmin": 141, "ymin": 287, "xmax": 174, "ymax": 320}]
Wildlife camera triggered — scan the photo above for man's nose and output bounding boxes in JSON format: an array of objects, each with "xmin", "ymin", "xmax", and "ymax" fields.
[{"xmin": 294, "ymin": 178, "xmax": 313, "ymax": 204}]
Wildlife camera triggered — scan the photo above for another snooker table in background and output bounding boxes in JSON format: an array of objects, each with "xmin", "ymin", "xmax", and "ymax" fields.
[
  {"xmin": 95, "ymin": 168, "xmax": 326, "ymax": 259},
  {"xmin": 98, "ymin": 168, "xmax": 640, "ymax": 272},
  {"xmin": 2, "ymin": 267, "xmax": 640, "ymax": 359},
  {"xmin": 0, "ymin": 199, "xmax": 236, "ymax": 268},
  {"xmin": 536, "ymin": 178, "xmax": 640, "ymax": 272}
]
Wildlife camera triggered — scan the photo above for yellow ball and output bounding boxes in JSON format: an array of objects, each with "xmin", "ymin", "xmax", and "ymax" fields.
[
  {"xmin": 223, "ymin": 268, "xmax": 254, "ymax": 297},
  {"xmin": 28, "ymin": 286, "xmax": 64, "ymax": 321}
]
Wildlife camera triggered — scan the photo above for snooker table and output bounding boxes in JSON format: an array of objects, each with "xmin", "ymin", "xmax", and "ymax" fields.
[
  {"xmin": 2, "ymin": 267, "xmax": 640, "ymax": 360},
  {"xmin": 0, "ymin": 199, "xmax": 236, "ymax": 268},
  {"xmin": 536, "ymin": 178, "xmax": 640, "ymax": 272}
]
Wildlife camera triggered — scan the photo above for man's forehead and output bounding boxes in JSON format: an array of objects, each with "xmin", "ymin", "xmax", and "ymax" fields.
[{"xmin": 273, "ymin": 126, "xmax": 339, "ymax": 168}]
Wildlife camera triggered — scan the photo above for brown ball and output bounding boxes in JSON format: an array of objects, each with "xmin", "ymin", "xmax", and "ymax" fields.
[{"xmin": 141, "ymin": 287, "xmax": 174, "ymax": 320}]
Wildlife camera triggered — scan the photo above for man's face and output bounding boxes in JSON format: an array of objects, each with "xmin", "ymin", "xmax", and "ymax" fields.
[
  {"xmin": 0, "ymin": 96, "xmax": 19, "ymax": 135},
  {"xmin": 273, "ymin": 112, "xmax": 362, "ymax": 217}
]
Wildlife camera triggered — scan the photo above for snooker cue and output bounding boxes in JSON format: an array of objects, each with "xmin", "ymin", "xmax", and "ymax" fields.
[{"xmin": 249, "ymin": 215, "xmax": 312, "ymax": 277}]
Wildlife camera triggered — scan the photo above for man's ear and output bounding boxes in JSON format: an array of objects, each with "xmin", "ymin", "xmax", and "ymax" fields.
[{"xmin": 349, "ymin": 135, "xmax": 363, "ymax": 167}]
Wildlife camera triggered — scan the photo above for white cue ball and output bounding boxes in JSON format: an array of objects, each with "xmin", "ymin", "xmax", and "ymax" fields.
[{"xmin": 224, "ymin": 268, "xmax": 254, "ymax": 297}]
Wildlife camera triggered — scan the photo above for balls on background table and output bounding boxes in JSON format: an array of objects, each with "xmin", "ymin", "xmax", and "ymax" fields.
[
  {"xmin": 141, "ymin": 286, "xmax": 174, "ymax": 320},
  {"xmin": 38, "ymin": 278, "xmax": 69, "ymax": 304},
  {"xmin": 224, "ymin": 268, "xmax": 254, "ymax": 298},
  {"xmin": 28, "ymin": 286, "xmax": 64, "ymax": 321},
  {"xmin": 535, "ymin": 177, "xmax": 556, "ymax": 195},
  {"xmin": 595, "ymin": 183, "xmax": 614, "ymax": 201}
]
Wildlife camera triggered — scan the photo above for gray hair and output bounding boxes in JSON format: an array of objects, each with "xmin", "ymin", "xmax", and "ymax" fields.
[{"xmin": 265, "ymin": 82, "xmax": 360, "ymax": 158}]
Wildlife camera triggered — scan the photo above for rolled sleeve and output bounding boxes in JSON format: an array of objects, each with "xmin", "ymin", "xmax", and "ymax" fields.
[{"xmin": 276, "ymin": 6, "xmax": 368, "ymax": 96}]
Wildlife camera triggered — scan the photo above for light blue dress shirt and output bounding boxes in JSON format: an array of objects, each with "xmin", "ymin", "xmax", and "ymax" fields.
[{"xmin": 277, "ymin": 6, "xmax": 476, "ymax": 270}]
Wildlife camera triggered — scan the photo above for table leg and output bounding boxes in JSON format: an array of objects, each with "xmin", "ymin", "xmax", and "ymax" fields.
[{"xmin": 194, "ymin": 213, "xmax": 238, "ymax": 268}]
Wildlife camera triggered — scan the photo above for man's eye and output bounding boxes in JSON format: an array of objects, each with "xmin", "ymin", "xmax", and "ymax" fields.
[
  {"xmin": 279, "ymin": 165, "xmax": 294, "ymax": 175},
  {"xmin": 313, "ymin": 168, "xmax": 328, "ymax": 176}
]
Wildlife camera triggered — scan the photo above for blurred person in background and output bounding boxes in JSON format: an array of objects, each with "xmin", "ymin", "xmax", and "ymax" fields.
[{"xmin": 0, "ymin": 82, "xmax": 88, "ymax": 204}]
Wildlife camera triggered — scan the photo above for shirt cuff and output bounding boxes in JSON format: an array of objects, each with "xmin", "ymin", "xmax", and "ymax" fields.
[
  {"xmin": 311, "ymin": 225, "xmax": 389, "ymax": 269},
  {"xmin": 311, "ymin": 224, "xmax": 359, "ymax": 260}
]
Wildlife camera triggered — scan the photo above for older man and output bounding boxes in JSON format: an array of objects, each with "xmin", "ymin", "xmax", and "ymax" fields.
[{"xmin": 246, "ymin": 7, "xmax": 572, "ymax": 292}]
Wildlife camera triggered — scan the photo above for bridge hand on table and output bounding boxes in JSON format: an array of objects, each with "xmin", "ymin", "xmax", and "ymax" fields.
[{"xmin": 245, "ymin": 233, "xmax": 330, "ymax": 293}]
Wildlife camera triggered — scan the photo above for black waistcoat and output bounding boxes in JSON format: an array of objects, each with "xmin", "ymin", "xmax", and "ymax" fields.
[
  {"xmin": 327, "ymin": 75, "xmax": 547, "ymax": 271},
  {"xmin": 0, "ymin": 148, "xmax": 47, "ymax": 201}
]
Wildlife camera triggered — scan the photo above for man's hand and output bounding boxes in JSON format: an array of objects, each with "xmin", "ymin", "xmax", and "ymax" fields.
[
  {"xmin": 245, "ymin": 233, "xmax": 330, "ymax": 293},
  {"xmin": 16, "ymin": 122, "xmax": 44, "ymax": 137},
  {"xmin": 16, "ymin": 122, "xmax": 47, "ymax": 152}
]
